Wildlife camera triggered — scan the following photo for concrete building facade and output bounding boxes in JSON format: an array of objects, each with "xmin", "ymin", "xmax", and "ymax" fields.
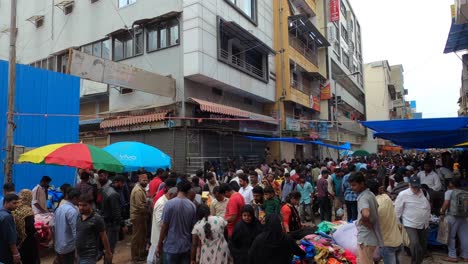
[
  {"xmin": 323, "ymin": 0, "xmax": 366, "ymax": 158},
  {"xmin": 0, "ymin": 0, "xmax": 278, "ymax": 172}
]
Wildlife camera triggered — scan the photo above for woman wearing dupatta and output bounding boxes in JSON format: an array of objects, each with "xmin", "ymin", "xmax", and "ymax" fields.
[{"xmin": 13, "ymin": 189, "xmax": 40, "ymax": 264}]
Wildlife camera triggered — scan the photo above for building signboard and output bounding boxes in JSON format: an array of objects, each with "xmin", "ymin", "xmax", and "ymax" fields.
[
  {"xmin": 286, "ymin": 117, "xmax": 301, "ymax": 131},
  {"xmin": 69, "ymin": 50, "xmax": 176, "ymax": 98},
  {"xmin": 310, "ymin": 95, "xmax": 321, "ymax": 112},
  {"xmin": 330, "ymin": 0, "xmax": 340, "ymax": 22},
  {"xmin": 320, "ymin": 81, "xmax": 332, "ymax": 100}
]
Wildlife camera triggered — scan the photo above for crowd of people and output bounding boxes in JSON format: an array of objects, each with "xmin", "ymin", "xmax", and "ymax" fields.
[{"xmin": 0, "ymin": 151, "xmax": 466, "ymax": 264}]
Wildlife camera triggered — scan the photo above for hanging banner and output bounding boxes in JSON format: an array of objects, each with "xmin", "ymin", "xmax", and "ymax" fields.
[
  {"xmin": 310, "ymin": 95, "xmax": 321, "ymax": 112},
  {"xmin": 330, "ymin": 0, "xmax": 340, "ymax": 22},
  {"xmin": 320, "ymin": 81, "xmax": 332, "ymax": 100}
]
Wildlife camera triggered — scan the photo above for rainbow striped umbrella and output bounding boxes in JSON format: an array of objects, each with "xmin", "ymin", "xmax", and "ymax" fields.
[{"xmin": 18, "ymin": 143, "xmax": 124, "ymax": 172}]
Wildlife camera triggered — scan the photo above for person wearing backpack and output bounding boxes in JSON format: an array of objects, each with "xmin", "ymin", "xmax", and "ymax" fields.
[{"xmin": 440, "ymin": 178, "xmax": 468, "ymax": 262}]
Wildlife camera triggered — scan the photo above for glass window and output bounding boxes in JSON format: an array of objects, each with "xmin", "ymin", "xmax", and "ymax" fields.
[
  {"xmin": 147, "ymin": 29, "xmax": 157, "ymax": 51},
  {"xmin": 113, "ymin": 39, "xmax": 124, "ymax": 61},
  {"xmin": 340, "ymin": 0, "xmax": 347, "ymax": 20},
  {"xmin": 118, "ymin": 0, "xmax": 136, "ymax": 8},
  {"xmin": 92, "ymin": 42, "xmax": 102, "ymax": 57},
  {"xmin": 225, "ymin": 0, "xmax": 256, "ymax": 22},
  {"xmin": 102, "ymin": 39, "xmax": 111, "ymax": 60},
  {"xmin": 135, "ymin": 31, "xmax": 143, "ymax": 55},
  {"xmin": 169, "ymin": 22, "xmax": 179, "ymax": 46},
  {"xmin": 124, "ymin": 38, "xmax": 133, "ymax": 58},
  {"xmin": 83, "ymin": 44, "xmax": 92, "ymax": 55},
  {"xmin": 159, "ymin": 27, "xmax": 167, "ymax": 49}
]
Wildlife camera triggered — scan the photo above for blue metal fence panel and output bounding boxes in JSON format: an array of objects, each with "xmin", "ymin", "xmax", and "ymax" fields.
[{"xmin": 0, "ymin": 60, "xmax": 80, "ymax": 192}]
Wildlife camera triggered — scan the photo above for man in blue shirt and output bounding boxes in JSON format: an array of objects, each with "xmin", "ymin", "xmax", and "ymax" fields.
[
  {"xmin": 0, "ymin": 183, "xmax": 15, "ymax": 210},
  {"xmin": 342, "ymin": 165, "xmax": 359, "ymax": 222},
  {"xmin": 158, "ymin": 180, "xmax": 196, "ymax": 263},
  {"xmin": 296, "ymin": 174, "xmax": 314, "ymax": 223},
  {"xmin": 0, "ymin": 193, "xmax": 21, "ymax": 264},
  {"xmin": 54, "ymin": 188, "xmax": 81, "ymax": 264}
]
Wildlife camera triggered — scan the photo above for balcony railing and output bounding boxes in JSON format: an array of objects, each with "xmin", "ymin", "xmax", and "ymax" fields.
[
  {"xmin": 219, "ymin": 49, "xmax": 267, "ymax": 81},
  {"xmin": 288, "ymin": 35, "xmax": 318, "ymax": 67}
]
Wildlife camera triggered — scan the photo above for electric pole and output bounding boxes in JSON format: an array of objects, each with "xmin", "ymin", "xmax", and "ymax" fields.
[{"xmin": 5, "ymin": 0, "xmax": 17, "ymax": 183}]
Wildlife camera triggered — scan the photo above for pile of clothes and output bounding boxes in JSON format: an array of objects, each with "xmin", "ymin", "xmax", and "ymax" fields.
[{"xmin": 292, "ymin": 221, "xmax": 357, "ymax": 264}]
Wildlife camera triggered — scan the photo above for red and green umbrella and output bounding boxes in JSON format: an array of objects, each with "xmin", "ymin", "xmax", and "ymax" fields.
[{"xmin": 19, "ymin": 143, "xmax": 124, "ymax": 172}]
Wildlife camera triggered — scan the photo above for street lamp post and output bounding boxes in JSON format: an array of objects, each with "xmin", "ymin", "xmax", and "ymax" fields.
[{"xmin": 333, "ymin": 71, "xmax": 360, "ymax": 161}]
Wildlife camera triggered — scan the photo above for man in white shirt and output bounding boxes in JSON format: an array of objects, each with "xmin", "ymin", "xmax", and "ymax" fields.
[
  {"xmin": 417, "ymin": 162, "xmax": 442, "ymax": 191},
  {"xmin": 395, "ymin": 176, "xmax": 431, "ymax": 264},
  {"xmin": 148, "ymin": 187, "xmax": 177, "ymax": 264},
  {"xmin": 238, "ymin": 174, "xmax": 253, "ymax": 205},
  {"xmin": 32, "ymin": 176, "xmax": 52, "ymax": 214}
]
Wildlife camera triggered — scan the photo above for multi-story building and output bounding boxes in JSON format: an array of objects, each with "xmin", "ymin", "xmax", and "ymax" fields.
[
  {"xmin": 0, "ymin": 0, "xmax": 278, "ymax": 172},
  {"xmin": 323, "ymin": 0, "xmax": 366, "ymax": 157},
  {"xmin": 445, "ymin": 3, "xmax": 468, "ymax": 117},
  {"xmin": 271, "ymin": 0, "xmax": 330, "ymax": 161},
  {"xmin": 362, "ymin": 61, "xmax": 415, "ymax": 152}
]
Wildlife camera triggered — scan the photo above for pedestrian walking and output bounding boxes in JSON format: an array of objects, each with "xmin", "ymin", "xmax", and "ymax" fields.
[
  {"xmin": 130, "ymin": 173, "xmax": 149, "ymax": 262},
  {"xmin": 296, "ymin": 174, "xmax": 314, "ymax": 223},
  {"xmin": 157, "ymin": 180, "xmax": 197, "ymax": 264},
  {"xmin": 147, "ymin": 187, "xmax": 177, "ymax": 264},
  {"xmin": 238, "ymin": 173, "xmax": 253, "ymax": 205},
  {"xmin": 210, "ymin": 186, "xmax": 229, "ymax": 217},
  {"xmin": 190, "ymin": 204, "xmax": 230, "ymax": 264},
  {"xmin": 0, "ymin": 193, "xmax": 21, "ymax": 264},
  {"xmin": 342, "ymin": 169, "xmax": 358, "ymax": 221},
  {"xmin": 219, "ymin": 183, "xmax": 245, "ymax": 237},
  {"xmin": 230, "ymin": 205, "xmax": 263, "ymax": 264},
  {"xmin": 102, "ymin": 175, "xmax": 127, "ymax": 264},
  {"xmin": 395, "ymin": 176, "xmax": 431, "ymax": 264},
  {"xmin": 349, "ymin": 173, "xmax": 384, "ymax": 264},
  {"xmin": 54, "ymin": 188, "xmax": 81, "ymax": 264},
  {"xmin": 440, "ymin": 178, "xmax": 468, "ymax": 262},
  {"xmin": 0, "ymin": 183, "xmax": 15, "ymax": 209},
  {"xmin": 317, "ymin": 170, "xmax": 333, "ymax": 222},
  {"xmin": 12, "ymin": 189, "xmax": 40, "ymax": 264}
]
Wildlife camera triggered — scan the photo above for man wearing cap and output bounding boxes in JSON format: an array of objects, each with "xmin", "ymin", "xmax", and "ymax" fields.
[{"xmin": 395, "ymin": 176, "xmax": 431, "ymax": 264}]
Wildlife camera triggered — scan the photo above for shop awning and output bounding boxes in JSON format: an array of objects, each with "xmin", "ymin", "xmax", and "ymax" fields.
[
  {"xmin": 245, "ymin": 136, "xmax": 351, "ymax": 150},
  {"xmin": 444, "ymin": 20, "xmax": 468, "ymax": 53},
  {"xmin": 361, "ymin": 117, "xmax": 468, "ymax": 148},
  {"xmin": 100, "ymin": 111, "xmax": 168, "ymax": 129},
  {"xmin": 188, "ymin": 98, "xmax": 278, "ymax": 125}
]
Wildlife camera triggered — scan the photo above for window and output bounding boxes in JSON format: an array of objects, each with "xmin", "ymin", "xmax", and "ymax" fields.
[
  {"xmin": 340, "ymin": 0, "xmax": 347, "ymax": 20},
  {"xmin": 225, "ymin": 0, "xmax": 257, "ymax": 24},
  {"xmin": 118, "ymin": 0, "xmax": 136, "ymax": 8},
  {"xmin": 112, "ymin": 29, "xmax": 143, "ymax": 61},
  {"xmin": 56, "ymin": 53, "xmax": 69, "ymax": 73},
  {"xmin": 243, "ymin": 97, "xmax": 253, "ymax": 105},
  {"xmin": 120, "ymin": 88, "xmax": 133, "ymax": 94},
  {"xmin": 146, "ymin": 18, "xmax": 180, "ymax": 52},
  {"xmin": 82, "ymin": 39, "xmax": 111, "ymax": 60},
  {"xmin": 218, "ymin": 18, "xmax": 269, "ymax": 82},
  {"xmin": 341, "ymin": 24, "xmax": 348, "ymax": 43},
  {"xmin": 342, "ymin": 49, "xmax": 349, "ymax": 68}
]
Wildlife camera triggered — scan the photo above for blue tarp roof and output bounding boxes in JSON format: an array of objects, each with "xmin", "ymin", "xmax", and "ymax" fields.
[
  {"xmin": 444, "ymin": 19, "xmax": 468, "ymax": 53},
  {"xmin": 245, "ymin": 136, "xmax": 351, "ymax": 150},
  {"xmin": 361, "ymin": 117, "xmax": 468, "ymax": 149}
]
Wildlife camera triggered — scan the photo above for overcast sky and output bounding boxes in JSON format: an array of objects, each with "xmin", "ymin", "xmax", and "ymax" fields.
[{"xmin": 351, "ymin": 0, "xmax": 463, "ymax": 118}]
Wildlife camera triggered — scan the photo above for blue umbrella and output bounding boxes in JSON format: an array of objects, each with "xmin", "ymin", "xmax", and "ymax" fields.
[{"xmin": 103, "ymin": 141, "xmax": 171, "ymax": 172}]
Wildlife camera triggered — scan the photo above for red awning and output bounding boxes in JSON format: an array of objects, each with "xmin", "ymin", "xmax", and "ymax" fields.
[
  {"xmin": 188, "ymin": 97, "xmax": 277, "ymax": 124},
  {"xmin": 100, "ymin": 112, "xmax": 167, "ymax": 129},
  {"xmin": 189, "ymin": 98, "xmax": 250, "ymax": 118}
]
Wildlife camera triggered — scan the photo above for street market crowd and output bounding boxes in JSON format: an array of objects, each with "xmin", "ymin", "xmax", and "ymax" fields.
[{"xmin": 0, "ymin": 151, "xmax": 467, "ymax": 264}]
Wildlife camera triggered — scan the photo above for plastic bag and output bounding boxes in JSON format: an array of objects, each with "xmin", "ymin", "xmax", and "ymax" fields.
[
  {"xmin": 317, "ymin": 221, "xmax": 336, "ymax": 233},
  {"xmin": 332, "ymin": 223, "xmax": 358, "ymax": 255},
  {"xmin": 437, "ymin": 217, "xmax": 450, "ymax": 245}
]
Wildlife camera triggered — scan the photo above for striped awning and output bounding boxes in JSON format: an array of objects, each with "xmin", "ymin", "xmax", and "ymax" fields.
[
  {"xmin": 188, "ymin": 97, "xmax": 277, "ymax": 124},
  {"xmin": 100, "ymin": 111, "xmax": 168, "ymax": 129}
]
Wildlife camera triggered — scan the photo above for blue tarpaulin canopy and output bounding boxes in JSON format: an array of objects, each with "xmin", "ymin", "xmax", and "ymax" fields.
[
  {"xmin": 245, "ymin": 136, "xmax": 351, "ymax": 150},
  {"xmin": 361, "ymin": 117, "xmax": 468, "ymax": 149}
]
